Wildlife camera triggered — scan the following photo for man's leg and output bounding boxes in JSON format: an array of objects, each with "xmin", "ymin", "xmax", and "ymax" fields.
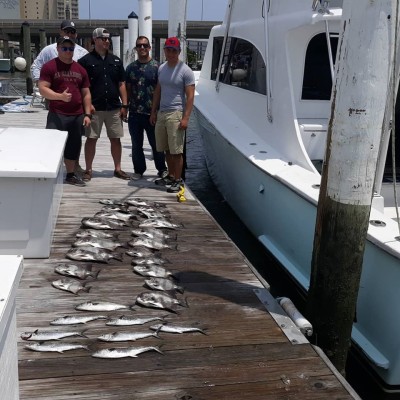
[
  {"xmin": 84, "ymin": 137, "xmax": 98, "ymax": 172},
  {"xmin": 128, "ymin": 114, "xmax": 146, "ymax": 175}
]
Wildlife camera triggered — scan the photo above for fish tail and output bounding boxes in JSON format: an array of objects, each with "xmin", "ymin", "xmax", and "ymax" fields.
[
  {"xmin": 113, "ymin": 252, "xmax": 124, "ymax": 262},
  {"xmin": 177, "ymin": 285, "xmax": 185, "ymax": 294},
  {"xmin": 80, "ymin": 329, "xmax": 89, "ymax": 338},
  {"xmin": 155, "ymin": 345, "xmax": 165, "ymax": 355},
  {"xmin": 82, "ymin": 286, "xmax": 92, "ymax": 293},
  {"xmin": 179, "ymin": 297, "xmax": 189, "ymax": 308},
  {"xmin": 91, "ymin": 268, "xmax": 101, "ymax": 279},
  {"xmin": 153, "ymin": 325, "xmax": 164, "ymax": 339}
]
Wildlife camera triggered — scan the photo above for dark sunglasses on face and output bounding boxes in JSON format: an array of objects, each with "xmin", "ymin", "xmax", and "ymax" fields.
[
  {"xmin": 136, "ymin": 43, "xmax": 150, "ymax": 49},
  {"xmin": 98, "ymin": 37, "xmax": 110, "ymax": 42},
  {"xmin": 61, "ymin": 46, "xmax": 75, "ymax": 52},
  {"xmin": 64, "ymin": 29, "xmax": 76, "ymax": 34}
]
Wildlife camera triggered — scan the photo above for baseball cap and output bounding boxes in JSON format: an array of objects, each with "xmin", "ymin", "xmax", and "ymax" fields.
[
  {"xmin": 93, "ymin": 28, "xmax": 110, "ymax": 39},
  {"xmin": 60, "ymin": 20, "xmax": 76, "ymax": 30},
  {"xmin": 57, "ymin": 36, "xmax": 75, "ymax": 46},
  {"xmin": 164, "ymin": 37, "xmax": 180, "ymax": 50}
]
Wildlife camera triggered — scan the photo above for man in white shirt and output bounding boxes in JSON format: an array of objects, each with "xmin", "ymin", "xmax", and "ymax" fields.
[{"xmin": 31, "ymin": 20, "xmax": 88, "ymax": 82}]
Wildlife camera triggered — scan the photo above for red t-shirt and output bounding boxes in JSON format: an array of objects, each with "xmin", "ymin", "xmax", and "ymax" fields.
[{"xmin": 40, "ymin": 58, "xmax": 90, "ymax": 115}]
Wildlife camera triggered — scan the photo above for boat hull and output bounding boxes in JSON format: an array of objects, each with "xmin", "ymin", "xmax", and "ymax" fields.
[{"xmin": 194, "ymin": 107, "xmax": 400, "ymax": 388}]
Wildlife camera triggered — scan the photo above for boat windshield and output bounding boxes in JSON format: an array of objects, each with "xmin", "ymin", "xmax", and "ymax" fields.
[
  {"xmin": 210, "ymin": 36, "xmax": 266, "ymax": 95},
  {"xmin": 302, "ymin": 33, "xmax": 338, "ymax": 100}
]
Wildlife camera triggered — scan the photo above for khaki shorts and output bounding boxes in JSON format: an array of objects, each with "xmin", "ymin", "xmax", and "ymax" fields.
[
  {"xmin": 85, "ymin": 109, "xmax": 124, "ymax": 139},
  {"xmin": 155, "ymin": 110, "xmax": 185, "ymax": 154}
]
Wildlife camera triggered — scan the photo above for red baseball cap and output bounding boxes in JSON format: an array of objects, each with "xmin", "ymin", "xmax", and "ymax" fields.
[{"xmin": 164, "ymin": 37, "xmax": 181, "ymax": 50}]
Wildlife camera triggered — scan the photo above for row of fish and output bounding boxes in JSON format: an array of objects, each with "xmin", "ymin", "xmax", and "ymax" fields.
[{"xmin": 22, "ymin": 197, "xmax": 205, "ymax": 359}]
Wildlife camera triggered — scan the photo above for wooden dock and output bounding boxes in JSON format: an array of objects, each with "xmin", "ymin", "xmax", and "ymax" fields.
[{"xmin": 0, "ymin": 104, "xmax": 360, "ymax": 399}]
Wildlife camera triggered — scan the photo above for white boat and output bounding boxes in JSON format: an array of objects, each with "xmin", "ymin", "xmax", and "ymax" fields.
[{"xmin": 194, "ymin": 0, "xmax": 400, "ymax": 390}]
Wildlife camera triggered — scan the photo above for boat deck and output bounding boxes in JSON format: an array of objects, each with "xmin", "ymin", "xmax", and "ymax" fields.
[{"xmin": 0, "ymin": 105, "xmax": 359, "ymax": 399}]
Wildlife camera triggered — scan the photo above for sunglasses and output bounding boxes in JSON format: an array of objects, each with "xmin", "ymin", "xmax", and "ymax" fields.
[
  {"xmin": 98, "ymin": 37, "xmax": 110, "ymax": 42},
  {"xmin": 61, "ymin": 46, "xmax": 75, "ymax": 52},
  {"xmin": 136, "ymin": 43, "xmax": 150, "ymax": 49},
  {"xmin": 63, "ymin": 29, "xmax": 76, "ymax": 34}
]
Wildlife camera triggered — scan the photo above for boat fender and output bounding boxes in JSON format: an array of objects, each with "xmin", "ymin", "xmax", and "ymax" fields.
[{"xmin": 277, "ymin": 297, "xmax": 313, "ymax": 337}]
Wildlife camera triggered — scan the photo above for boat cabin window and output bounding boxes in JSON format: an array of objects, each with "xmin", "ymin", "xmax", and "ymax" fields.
[
  {"xmin": 211, "ymin": 36, "xmax": 266, "ymax": 95},
  {"xmin": 302, "ymin": 33, "xmax": 338, "ymax": 100}
]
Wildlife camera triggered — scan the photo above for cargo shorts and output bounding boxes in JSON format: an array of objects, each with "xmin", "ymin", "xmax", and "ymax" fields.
[{"xmin": 155, "ymin": 110, "xmax": 185, "ymax": 155}]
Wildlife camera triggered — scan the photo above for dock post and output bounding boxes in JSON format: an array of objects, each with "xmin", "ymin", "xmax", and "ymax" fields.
[
  {"xmin": 307, "ymin": 0, "xmax": 398, "ymax": 375},
  {"xmin": 22, "ymin": 21, "xmax": 33, "ymax": 95}
]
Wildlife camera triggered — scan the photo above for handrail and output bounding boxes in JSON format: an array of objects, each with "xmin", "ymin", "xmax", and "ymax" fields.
[{"xmin": 215, "ymin": 0, "xmax": 234, "ymax": 92}]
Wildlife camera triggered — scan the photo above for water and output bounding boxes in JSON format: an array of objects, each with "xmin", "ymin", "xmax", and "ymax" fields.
[{"xmin": 184, "ymin": 121, "xmax": 397, "ymax": 400}]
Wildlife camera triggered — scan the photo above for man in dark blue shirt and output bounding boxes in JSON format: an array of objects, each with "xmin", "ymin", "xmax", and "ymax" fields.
[{"xmin": 78, "ymin": 28, "xmax": 130, "ymax": 181}]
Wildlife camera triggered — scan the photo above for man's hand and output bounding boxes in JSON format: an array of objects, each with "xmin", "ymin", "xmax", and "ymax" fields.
[{"xmin": 61, "ymin": 88, "xmax": 72, "ymax": 102}]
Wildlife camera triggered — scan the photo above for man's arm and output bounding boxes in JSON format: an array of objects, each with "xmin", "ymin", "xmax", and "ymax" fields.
[
  {"xmin": 149, "ymin": 82, "xmax": 161, "ymax": 125},
  {"xmin": 31, "ymin": 45, "xmax": 57, "ymax": 81},
  {"xmin": 119, "ymin": 82, "xmax": 128, "ymax": 119},
  {"xmin": 81, "ymin": 87, "xmax": 92, "ymax": 127},
  {"xmin": 180, "ymin": 84, "xmax": 195, "ymax": 130},
  {"xmin": 38, "ymin": 80, "xmax": 72, "ymax": 102}
]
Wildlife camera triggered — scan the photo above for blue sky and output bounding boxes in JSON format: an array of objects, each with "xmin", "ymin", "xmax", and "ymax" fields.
[{"xmin": 79, "ymin": 0, "xmax": 228, "ymax": 21}]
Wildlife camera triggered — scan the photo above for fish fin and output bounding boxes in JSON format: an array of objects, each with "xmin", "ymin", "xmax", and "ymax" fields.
[
  {"xmin": 153, "ymin": 325, "xmax": 164, "ymax": 339},
  {"xmin": 92, "ymin": 269, "xmax": 101, "ymax": 279}
]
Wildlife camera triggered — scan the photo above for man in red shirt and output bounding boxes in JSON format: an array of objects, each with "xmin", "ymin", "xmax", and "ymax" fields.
[{"xmin": 39, "ymin": 36, "xmax": 92, "ymax": 187}]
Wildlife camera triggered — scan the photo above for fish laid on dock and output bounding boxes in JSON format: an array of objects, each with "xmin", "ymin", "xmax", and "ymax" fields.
[
  {"xmin": 54, "ymin": 263, "xmax": 100, "ymax": 280},
  {"xmin": 105, "ymin": 315, "xmax": 166, "ymax": 326},
  {"xmin": 133, "ymin": 264, "xmax": 176, "ymax": 279},
  {"xmin": 126, "ymin": 247, "xmax": 156, "ymax": 258},
  {"xmin": 73, "ymin": 237, "xmax": 128, "ymax": 251},
  {"xmin": 94, "ymin": 210, "xmax": 136, "ymax": 223},
  {"xmin": 25, "ymin": 342, "xmax": 89, "ymax": 353},
  {"xmin": 66, "ymin": 247, "xmax": 123, "ymax": 263},
  {"xmin": 131, "ymin": 228, "xmax": 173, "ymax": 240},
  {"xmin": 139, "ymin": 219, "xmax": 180, "ymax": 229},
  {"xmin": 52, "ymin": 278, "xmax": 91, "ymax": 295},
  {"xmin": 76, "ymin": 229, "xmax": 119, "ymax": 239},
  {"xmin": 81, "ymin": 217, "xmax": 126, "ymax": 230},
  {"xmin": 135, "ymin": 291, "xmax": 187, "ymax": 313},
  {"xmin": 50, "ymin": 315, "xmax": 108, "ymax": 325},
  {"xmin": 131, "ymin": 257, "xmax": 166, "ymax": 266},
  {"xmin": 128, "ymin": 237, "xmax": 172, "ymax": 250},
  {"xmin": 91, "ymin": 346, "xmax": 164, "ymax": 359},
  {"xmin": 21, "ymin": 329, "xmax": 88, "ymax": 341},
  {"xmin": 144, "ymin": 277, "xmax": 184, "ymax": 293},
  {"xmin": 149, "ymin": 323, "xmax": 207, "ymax": 335},
  {"xmin": 75, "ymin": 301, "xmax": 129, "ymax": 312},
  {"xmin": 97, "ymin": 328, "xmax": 161, "ymax": 342}
]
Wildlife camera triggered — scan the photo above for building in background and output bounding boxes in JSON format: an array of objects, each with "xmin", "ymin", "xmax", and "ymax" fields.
[
  {"xmin": 0, "ymin": 0, "xmax": 20, "ymax": 19},
  {"xmin": 19, "ymin": 0, "xmax": 79, "ymax": 20}
]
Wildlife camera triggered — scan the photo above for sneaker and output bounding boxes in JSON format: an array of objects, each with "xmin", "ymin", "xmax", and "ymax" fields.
[
  {"xmin": 131, "ymin": 173, "xmax": 142, "ymax": 181},
  {"xmin": 114, "ymin": 170, "xmax": 131, "ymax": 180},
  {"xmin": 167, "ymin": 179, "xmax": 184, "ymax": 193},
  {"xmin": 65, "ymin": 174, "xmax": 86, "ymax": 187},
  {"xmin": 155, "ymin": 174, "xmax": 174, "ymax": 186},
  {"xmin": 82, "ymin": 170, "xmax": 92, "ymax": 182}
]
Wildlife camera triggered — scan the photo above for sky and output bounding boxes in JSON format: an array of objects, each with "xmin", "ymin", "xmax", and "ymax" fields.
[{"xmin": 78, "ymin": 0, "xmax": 228, "ymax": 21}]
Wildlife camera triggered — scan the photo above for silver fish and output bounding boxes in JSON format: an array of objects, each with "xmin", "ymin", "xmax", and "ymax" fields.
[
  {"xmin": 135, "ymin": 291, "xmax": 187, "ymax": 313},
  {"xmin": 137, "ymin": 209, "xmax": 166, "ymax": 219},
  {"xmin": 149, "ymin": 323, "xmax": 207, "ymax": 335},
  {"xmin": 81, "ymin": 217, "xmax": 126, "ymax": 230},
  {"xmin": 75, "ymin": 301, "xmax": 129, "ymax": 312},
  {"xmin": 21, "ymin": 329, "xmax": 88, "ymax": 341},
  {"xmin": 131, "ymin": 228, "xmax": 172, "ymax": 240},
  {"xmin": 139, "ymin": 219, "xmax": 179, "ymax": 229},
  {"xmin": 54, "ymin": 263, "xmax": 100, "ymax": 280},
  {"xmin": 125, "ymin": 198, "xmax": 149, "ymax": 206},
  {"xmin": 25, "ymin": 342, "xmax": 89, "ymax": 353},
  {"xmin": 144, "ymin": 277, "xmax": 184, "ymax": 293},
  {"xmin": 66, "ymin": 247, "xmax": 123, "ymax": 263},
  {"xmin": 99, "ymin": 199, "xmax": 126, "ymax": 206},
  {"xmin": 76, "ymin": 229, "xmax": 118, "ymax": 239},
  {"xmin": 73, "ymin": 237, "xmax": 128, "ymax": 251},
  {"xmin": 52, "ymin": 278, "xmax": 91, "ymax": 295},
  {"xmin": 126, "ymin": 247, "xmax": 156, "ymax": 258},
  {"xmin": 131, "ymin": 257, "xmax": 166, "ymax": 266},
  {"xmin": 128, "ymin": 237, "xmax": 171, "ymax": 250},
  {"xmin": 50, "ymin": 315, "xmax": 108, "ymax": 325},
  {"xmin": 94, "ymin": 210, "xmax": 136, "ymax": 223},
  {"xmin": 97, "ymin": 328, "xmax": 161, "ymax": 342},
  {"xmin": 133, "ymin": 264, "xmax": 176, "ymax": 279},
  {"xmin": 106, "ymin": 315, "xmax": 166, "ymax": 326},
  {"xmin": 91, "ymin": 345, "xmax": 164, "ymax": 359},
  {"xmin": 101, "ymin": 205, "xmax": 130, "ymax": 213}
]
